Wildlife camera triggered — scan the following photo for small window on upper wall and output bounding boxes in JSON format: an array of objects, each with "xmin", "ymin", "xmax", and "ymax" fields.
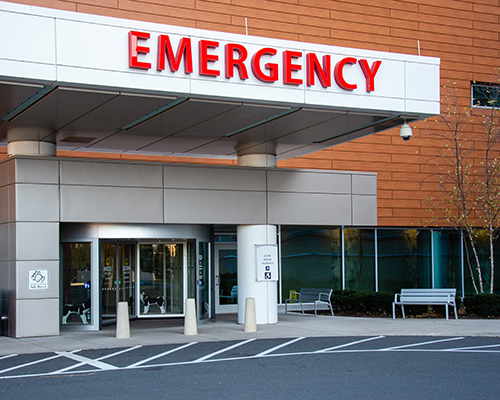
[{"xmin": 471, "ymin": 82, "xmax": 500, "ymax": 108}]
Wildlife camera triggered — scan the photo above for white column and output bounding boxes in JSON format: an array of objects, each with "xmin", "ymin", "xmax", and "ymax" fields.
[
  {"xmin": 236, "ymin": 148, "xmax": 278, "ymax": 325},
  {"xmin": 237, "ymin": 153, "xmax": 276, "ymax": 167},
  {"xmin": 7, "ymin": 126, "xmax": 56, "ymax": 156},
  {"xmin": 237, "ymin": 225, "xmax": 278, "ymax": 324}
]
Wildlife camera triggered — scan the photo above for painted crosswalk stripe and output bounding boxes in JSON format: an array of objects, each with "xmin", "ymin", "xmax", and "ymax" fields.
[
  {"xmin": 379, "ymin": 337, "xmax": 464, "ymax": 351},
  {"xmin": 126, "ymin": 342, "xmax": 197, "ymax": 368},
  {"xmin": 317, "ymin": 336, "xmax": 385, "ymax": 353},
  {"xmin": 256, "ymin": 337, "xmax": 305, "ymax": 357},
  {"xmin": 194, "ymin": 339, "xmax": 256, "ymax": 363}
]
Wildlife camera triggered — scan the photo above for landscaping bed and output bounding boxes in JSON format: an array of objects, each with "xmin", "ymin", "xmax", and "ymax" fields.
[{"xmin": 312, "ymin": 290, "xmax": 500, "ymax": 319}]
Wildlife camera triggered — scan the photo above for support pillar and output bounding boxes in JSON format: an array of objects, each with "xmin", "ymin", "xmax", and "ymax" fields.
[
  {"xmin": 7, "ymin": 126, "xmax": 56, "ymax": 156},
  {"xmin": 0, "ymin": 156, "xmax": 60, "ymax": 337},
  {"xmin": 236, "ymin": 147, "xmax": 278, "ymax": 325},
  {"xmin": 237, "ymin": 225, "xmax": 278, "ymax": 325}
]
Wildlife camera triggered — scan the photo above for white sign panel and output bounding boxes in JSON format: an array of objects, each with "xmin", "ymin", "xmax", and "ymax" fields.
[
  {"xmin": 0, "ymin": 2, "xmax": 440, "ymax": 116},
  {"xmin": 28, "ymin": 269, "xmax": 49, "ymax": 290},
  {"xmin": 256, "ymin": 245, "xmax": 278, "ymax": 282}
]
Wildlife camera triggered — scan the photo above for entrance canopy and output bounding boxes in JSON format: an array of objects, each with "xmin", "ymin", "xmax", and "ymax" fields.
[{"xmin": 0, "ymin": 1, "xmax": 440, "ymax": 160}]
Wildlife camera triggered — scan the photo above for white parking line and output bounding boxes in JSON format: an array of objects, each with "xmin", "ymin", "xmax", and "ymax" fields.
[
  {"xmin": 256, "ymin": 337, "xmax": 305, "ymax": 357},
  {"xmin": 194, "ymin": 339, "xmax": 256, "ymax": 363},
  {"xmin": 0, "ymin": 353, "xmax": 65, "ymax": 375},
  {"xmin": 379, "ymin": 337, "xmax": 464, "ymax": 351},
  {"xmin": 51, "ymin": 345, "xmax": 143, "ymax": 374},
  {"xmin": 0, "ymin": 354, "xmax": 17, "ymax": 361},
  {"xmin": 442, "ymin": 343, "xmax": 500, "ymax": 352},
  {"xmin": 97, "ymin": 345, "xmax": 143, "ymax": 361},
  {"xmin": 126, "ymin": 342, "xmax": 197, "ymax": 368},
  {"xmin": 1, "ymin": 337, "xmax": 499, "ymax": 381},
  {"xmin": 316, "ymin": 336, "xmax": 385, "ymax": 353},
  {"xmin": 56, "ymin": 351, "xmax": 118, "ymax": 370}
]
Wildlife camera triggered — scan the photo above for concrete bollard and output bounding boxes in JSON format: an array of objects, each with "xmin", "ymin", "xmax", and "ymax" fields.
[
  {"xmin": 184, "ymin": 298, "xmax": 198, "ymax": 335},
  {"xmin": 244, "ymin": 297, "xmax": 257, "ymax": 333},
  {"xmin": 116, "ymin": 301, "xmax": 130, "ymax": 339}
]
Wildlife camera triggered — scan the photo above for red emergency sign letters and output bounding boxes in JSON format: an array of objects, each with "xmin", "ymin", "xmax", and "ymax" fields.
[{"xmin": 129, "ymin": 31, "xmax": 382, "ymax": 92}]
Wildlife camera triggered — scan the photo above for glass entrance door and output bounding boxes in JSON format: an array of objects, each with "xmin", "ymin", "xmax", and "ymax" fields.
[
  {"xmin": 198, "ymin": 242, "xmax": 210, "ymax": 320},
  {"xmin": 138, "ymin": 243, "xmax": 185, "ymax": 316},
  {"xmin": 101, "ymin": 242, "xmax": 136, "ymax": 321},
  {"xmin": 215, "ymin": 244, "xmax": 238, "ymax": 313}
]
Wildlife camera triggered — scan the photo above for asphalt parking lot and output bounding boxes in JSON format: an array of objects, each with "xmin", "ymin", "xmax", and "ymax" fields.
[{"xmin": 1, "ymin": 335, "xmax": 499, "ymax": 399}]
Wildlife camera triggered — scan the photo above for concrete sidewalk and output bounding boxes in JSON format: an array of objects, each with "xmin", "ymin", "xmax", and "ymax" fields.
[{"xmin": 1, "ymin": 313, "xmax": 499, "ymax": 356}]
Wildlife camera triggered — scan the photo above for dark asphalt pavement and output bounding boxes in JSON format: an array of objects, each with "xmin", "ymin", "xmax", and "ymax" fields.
[{"xmin": 1, "ymin": 336, "xmax": 499, "ymax": 399}]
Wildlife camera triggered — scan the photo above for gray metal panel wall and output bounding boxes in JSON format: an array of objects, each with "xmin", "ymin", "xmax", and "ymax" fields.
[
  {"xmin": 163, "ymin": 165, "xmax": 266, "ymax": 191},
  {"xmin": 0, "ymin": 158, "xmax": 60, "ymax": 337},
  {"xmin": 164, "ymin": 188, "xmax": 267, "ymax": 224},
  {"xmin": 267, "ymin": 169, "xmax": 377, "ymax": 226},
  {"xmin": 61, "ymin": 185, "xmax": 164, "ymax": 223},
  {"xmin": 42, "ymin": 157, "xmax": 377, "ymax": 226}
]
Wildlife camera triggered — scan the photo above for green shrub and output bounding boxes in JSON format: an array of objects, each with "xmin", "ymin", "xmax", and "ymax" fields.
[
  {"xmin": 332, "ymin": 290, "xmax": 468, "ymax": 318},
  {"xmin": 463, "ymin": 294, "xmax": 500, "ymax": 318},
  {"xmin": 332, "ymin": 290, "xmax": 393, "ymax": 316}
]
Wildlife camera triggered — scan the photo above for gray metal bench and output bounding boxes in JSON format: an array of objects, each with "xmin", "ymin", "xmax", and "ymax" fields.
[
  {"xmin": 393, "ymin": 288, "xmax": 458, "ymax": 320},
  {"xmin": 285, "ymin": 288, "xmax": 334, "ymax": 316}
]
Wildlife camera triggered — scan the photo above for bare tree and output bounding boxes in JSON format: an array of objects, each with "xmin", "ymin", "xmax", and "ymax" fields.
[
  {"xmin": 473, "ymin": 80, "xmax": 500, "ymax": 293},
  {"xmin": 423, "ymin": 75, "xmax": 499, "ymax": 294}
]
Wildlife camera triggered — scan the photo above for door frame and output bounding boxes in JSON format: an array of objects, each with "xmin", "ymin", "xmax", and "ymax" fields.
[{"xmin": 214, "ymin": 242, "xmax": 238, "ymax": 314}]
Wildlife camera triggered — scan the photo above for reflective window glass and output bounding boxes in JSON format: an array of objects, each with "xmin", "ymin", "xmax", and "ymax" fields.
[
  {"xmin": 187, "ymin": 241, "xmax": 195, "ymax": 299},
  {"xmin": 198, "ymin": 242, "xmax": 210, "ymax": 320},
  {"xmin": 281, "ymin": 228, "xmax": 341, "ymax": 302},
  {"xmin": 345, "ymin": 229, "xmax": 376, "ymax": 291},
  {"xmin": 472, "ymin": 82, "xmax": 500, "ymax": 108},
  {"xmin": 377, "ymin": 229, "xmax": 432, "ymax": 292},
  {"xmin": 214, "ymin": 235, "xmax": 236, "ymax": 242},
  {"xmin": 464, "ymin": 231, "xmax": 500, "ymax": 295},
  {"xmin": 433, "ymin": 230, "xmax": 462, "ymax": 295},
  {"xmin": 61, "ymin": 243, "xmax": 91, "ymax": 325},
  {"xmin": 139, "ymin": 244, "xmax": 184, "ymax": 315},
  {"xmin": 218, "ymin": 249, "xmax": 237, "ymax": 305}
]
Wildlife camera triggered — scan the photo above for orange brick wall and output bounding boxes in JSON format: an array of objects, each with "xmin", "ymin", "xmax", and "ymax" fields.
[{"xmin": 5, "ymin": 0, "xmax": 500, "ymax": 227}]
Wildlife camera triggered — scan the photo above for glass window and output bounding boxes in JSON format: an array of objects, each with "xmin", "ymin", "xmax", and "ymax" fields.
[
  {"xmin": 464, "ymin": 230, "xmax": 500, "ymax": 295},
  {"xmin": 377, "ymin": 229, "xmax": 432, "ymax": 292},
  {"xmin": 214, "ymin": 234, "xmax": 236, "ymax": 242},
  {"xmin": 139, "ymin": 244, "xmax": 184, "ymax": 315},
  {"xmin": 472, "ymin": 82, "xmax": 500, "ymax": 108},
  {"xmin": 281, "ymin": 228, "xmax": 341, "ymax": 302},
  {"xmin": 187, "ymin": 241, "xmax": 196, "ymax": 299},
  {"xmin": 61, "ymin": 243, "xmax": 91, "ymax": 325},
  {"xmin": 198, "ymin": 242, "xmax": 210, "ymax": 320},
  {"xmin": 345, "ymin": 229, "xmax": 376, "ymax": 291},
  {"xmin": 433, "ymin": 230, "xmax": 462, "ymax": 295},
  {"xmin": 218, "ymin": 248, "xmax": 238, "ymax": 305},
  {"xmin": 495, "ymin": 239, "xmax": 500, "ymax": 294}
]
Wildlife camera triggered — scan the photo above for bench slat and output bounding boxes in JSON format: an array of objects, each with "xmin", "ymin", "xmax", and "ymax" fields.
[
  {"xmin": 401, "ymin": 289, "xmax": 456, "ymax": 294},
  {"xmin": 285, "ymin": 288, "xmax": 333, "ymax": 316},
  {"xmin": 393, "ymin": 288, "xmax": 458, "ymax": 320}
]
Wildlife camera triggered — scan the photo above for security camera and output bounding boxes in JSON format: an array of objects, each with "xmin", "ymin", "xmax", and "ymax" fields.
[{"xmin": 400, "ymin": 122, "xmax": 412, "ymax": 141}]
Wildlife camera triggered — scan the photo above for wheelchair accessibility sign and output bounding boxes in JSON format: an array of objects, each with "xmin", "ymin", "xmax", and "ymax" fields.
[{"xmin": 256, "ymin": 245, "xmax": 278, "ymax": 282}]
